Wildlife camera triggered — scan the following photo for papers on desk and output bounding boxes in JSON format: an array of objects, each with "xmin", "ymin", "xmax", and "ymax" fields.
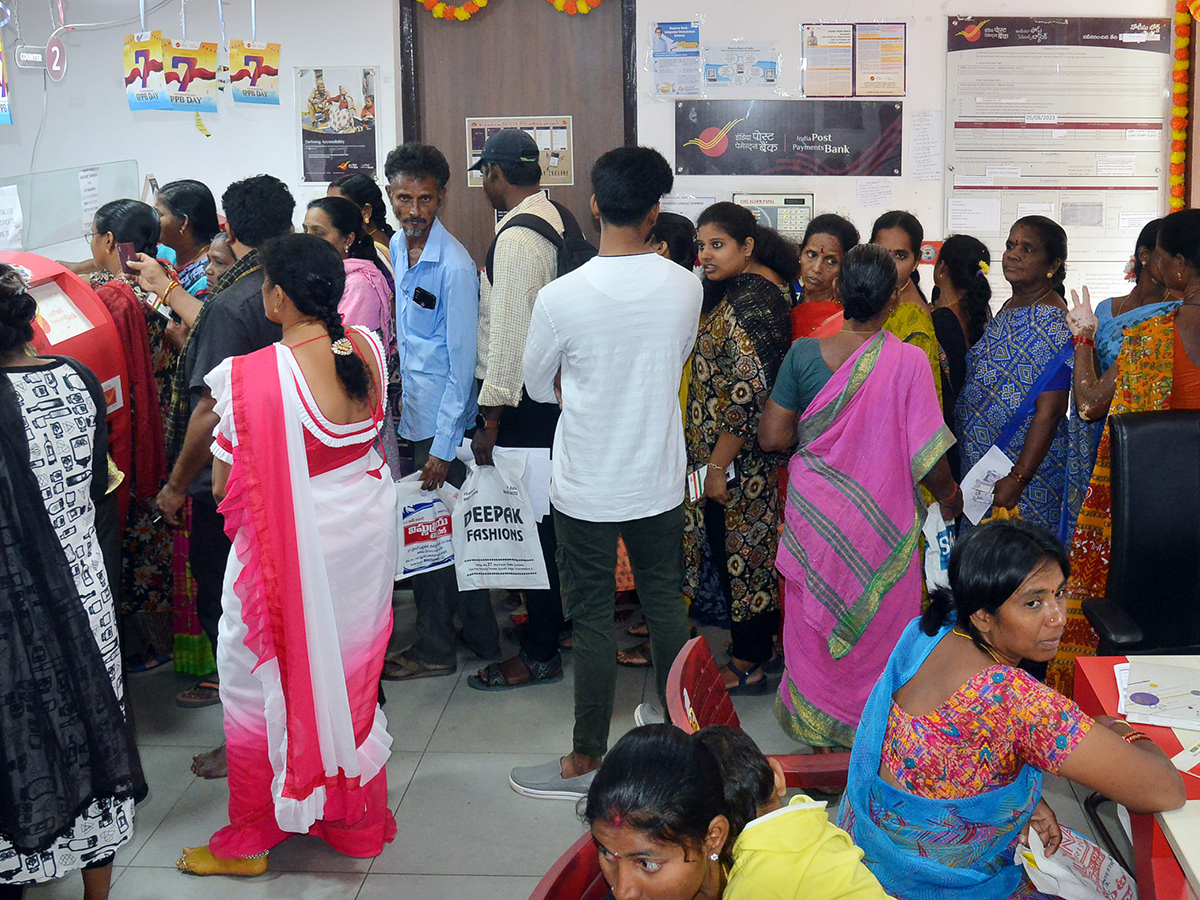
[
  {"xmin": 1157, "ymin": 801, "xmax": 1200, "ymax": 898},
  {"xmin": 1124, "ymin": 660, "xmax": 1200, "ymax": 733}
]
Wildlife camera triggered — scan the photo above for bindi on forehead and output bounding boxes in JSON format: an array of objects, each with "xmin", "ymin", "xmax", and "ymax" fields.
[{"xmin": 807, "ymin": 237, "xmax": 841, "ymax": 257}]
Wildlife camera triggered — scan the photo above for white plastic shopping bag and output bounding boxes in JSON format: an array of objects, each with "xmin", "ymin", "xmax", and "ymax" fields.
[
  {"xmin": 451, "ymin": 452, "xmax": 549, "ymax": 591},
  {"xmin": 393, "ymin": 472, "xmax": 458, "ymax": 580},
  {"xmin": 922, "ymin": 502, "xmax": 954, "ymax": 591},
  {"xmin": 1016, "ymin": 825, "xmax": 1137, "ymax": 900}
]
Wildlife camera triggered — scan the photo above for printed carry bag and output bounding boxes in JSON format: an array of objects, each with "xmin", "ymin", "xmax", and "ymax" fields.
[
  {"xmin": 394, "ymin": 472, "xmax": 458, "ymax": 580},
  {"xmin": 451, "ymin": 453, "xmax": 549, "ymax": 591},
  {"xmin": 1017, "ymin": 826, "xmax": 1137, "ymax": 900}
]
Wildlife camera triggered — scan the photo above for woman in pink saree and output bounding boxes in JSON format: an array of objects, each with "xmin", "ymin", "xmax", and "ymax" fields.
[
  {"xmin": 760, "ymin": 244, "xmax": 962, "ymax": 751},
  {"xmin": 177, "ymin": 234, "xmax": 397, "ymax": 876}
]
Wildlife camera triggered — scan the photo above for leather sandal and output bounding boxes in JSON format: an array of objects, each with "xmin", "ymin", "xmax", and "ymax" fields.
[
  {"xmin": 468, "ymin": 650, "xmax": 563, "ymax": 691},
  {"xmin": 724, "ymin": 660, "xmax": 772, "ymax": 696}
]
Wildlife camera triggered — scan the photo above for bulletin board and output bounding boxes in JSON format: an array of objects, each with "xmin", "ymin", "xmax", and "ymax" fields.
[
  {"xmin": 944, "ymin": 16, "xmax": 1172, "ymax": 300},
  {"xmin": 634, "ymin": 0, "xmax": 1178, "ymax": 292}
]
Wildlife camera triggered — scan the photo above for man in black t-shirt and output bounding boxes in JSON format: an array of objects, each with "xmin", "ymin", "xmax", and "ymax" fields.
[{"xmin": 153, "ymin": 175, "xmax": 294, "ymax": 718}]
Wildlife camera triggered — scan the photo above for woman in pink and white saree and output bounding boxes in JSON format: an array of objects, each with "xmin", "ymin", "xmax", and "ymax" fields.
[{"xmin": 177, "ymin": 234, "xmax": 397, "ymax": 876}]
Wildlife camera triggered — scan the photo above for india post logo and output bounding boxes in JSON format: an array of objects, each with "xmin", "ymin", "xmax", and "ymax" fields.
[
  {"xmin": 684, "ymin": 117, "xmax": 745, "ymax": 157},
  {"xmin": 956, "ymin": 20, "xmax": 989, "ymax": 42}
]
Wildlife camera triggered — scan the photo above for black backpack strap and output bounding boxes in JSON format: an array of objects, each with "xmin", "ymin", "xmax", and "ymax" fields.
[{"xmin": 484, "ymin": 212, "xmax": 565, "ymax": 285}]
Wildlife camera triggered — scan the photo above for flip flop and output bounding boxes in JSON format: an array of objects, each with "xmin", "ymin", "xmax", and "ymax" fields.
[
  {"xmin": 176, "ymin": 678, "xmax": 221, "ymax": 708},
  {"xmin": 128, "ymin": 652, "xmax": 174, "ymax": 677},
  {"xmin": 724, "ymin": 660, "xmax": 771, "ymax": 696},
  {"xmin": 616, "ymin": 640, "xmax": 652, "ymax": 668},
  {"xmin": 381, "ymin": 654, "xmax": 456, "ymax": 681}
]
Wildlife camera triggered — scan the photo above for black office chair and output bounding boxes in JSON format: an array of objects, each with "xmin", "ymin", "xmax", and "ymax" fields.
[
  {"xmin": 1082, "ymin": 409, "xmax": 1200, "ymax": 657},
  {"xmin": 1080, "ymin": 409, "xmax": 1200, "ymax": 873}
]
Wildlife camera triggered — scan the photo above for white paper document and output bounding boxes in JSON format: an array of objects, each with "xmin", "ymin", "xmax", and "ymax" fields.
[
  {"xmin": 1125, "ymin": 660, "xmax": 1200, "ymax": 732},
  {"xmin": 960, "ymin": 444, "xmax": 1013, "ymax": 525},
  {"xmin": 0, "ymin": 185, "xmax": 23, "ymax": 250}
]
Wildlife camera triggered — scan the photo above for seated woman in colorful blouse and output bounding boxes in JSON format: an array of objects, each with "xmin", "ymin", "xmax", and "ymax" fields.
[{"xmin": 837, "ymin": 519, "xmax": 1185, "ymax": 900}]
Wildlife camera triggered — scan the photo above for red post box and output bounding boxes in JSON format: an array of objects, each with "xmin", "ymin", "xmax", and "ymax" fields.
[{"xmin": 0, "ymin": 251, "xmax": 133, "ymax": 520}]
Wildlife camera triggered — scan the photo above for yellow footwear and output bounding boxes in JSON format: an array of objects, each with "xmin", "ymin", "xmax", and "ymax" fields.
[{"xmin": 176, "ymin": 845, "xmax": 268, "ymax": 876}]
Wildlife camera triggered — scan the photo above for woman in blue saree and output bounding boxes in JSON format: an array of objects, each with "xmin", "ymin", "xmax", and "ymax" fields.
[
  {"xmin": 955, "ymin": 216, "xmax": 1093, "ymax": 542},
  {"xmin": 837, "ymin": 520, "xmax": 1184, "ymax": 900}
]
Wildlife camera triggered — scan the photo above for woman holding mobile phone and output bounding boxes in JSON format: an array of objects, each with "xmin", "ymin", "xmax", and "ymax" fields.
[{"xmin": 88, "ymin": 198, "xmax": 177, "ymax": 674}]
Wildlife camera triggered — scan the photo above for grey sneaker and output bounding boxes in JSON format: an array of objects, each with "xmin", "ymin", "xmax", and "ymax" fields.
[
  {"xmin": 634, "ymin": 702, "xmax": 665, "ymax": 726},
  {"xmin": 509, "ymin": 759, "xmax": 596, "ymax": 800}
]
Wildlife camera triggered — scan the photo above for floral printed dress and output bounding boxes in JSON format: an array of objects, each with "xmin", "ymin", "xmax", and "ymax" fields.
[{"xmin": 683, "ymin": 273, "xmax": 791, "ymax": 625}]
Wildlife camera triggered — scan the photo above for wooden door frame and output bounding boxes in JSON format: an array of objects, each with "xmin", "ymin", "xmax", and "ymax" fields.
[{"xmin": 397, "ymin": 0, "xmax": 638, "ymax": 147}]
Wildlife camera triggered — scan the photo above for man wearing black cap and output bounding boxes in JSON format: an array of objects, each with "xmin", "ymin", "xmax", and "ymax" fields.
[{"xmin": 467, "ymin": 128, "xmax": 569, "ymax": 692}]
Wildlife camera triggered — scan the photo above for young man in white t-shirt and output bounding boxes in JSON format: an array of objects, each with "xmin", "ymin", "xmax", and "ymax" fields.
[{"xmin": 510, "ymin": 146, "xmax": 703, "ymax": 799}]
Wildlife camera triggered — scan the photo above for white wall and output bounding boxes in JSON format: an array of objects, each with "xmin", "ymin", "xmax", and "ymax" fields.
[
  {"xmin": 635, "ymin": 0, "xmax": 1176, "ymax": 243},
  {"xmin": 0, "ymin": 0, "xmax": 402, "ymax": 257}
]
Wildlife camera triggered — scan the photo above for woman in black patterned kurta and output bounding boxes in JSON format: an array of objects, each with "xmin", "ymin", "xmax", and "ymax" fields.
[{"xmin": 685, "ymin": 203, "xmax": 792, "ymax": 694}]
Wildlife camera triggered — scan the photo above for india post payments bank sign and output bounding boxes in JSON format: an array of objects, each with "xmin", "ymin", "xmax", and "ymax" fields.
[{"xmin": 674, "ymin": 99, "xmax": 902, "ymax": 177}]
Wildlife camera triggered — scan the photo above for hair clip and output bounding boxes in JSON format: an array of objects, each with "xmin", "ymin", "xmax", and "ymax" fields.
[
  {"xmin": 331, "ymin": 337, "xmax": 354, "ymax": 356},
  {"xmin": 978, "ymin": 261, "xmax": 990, "ymax": 275}
]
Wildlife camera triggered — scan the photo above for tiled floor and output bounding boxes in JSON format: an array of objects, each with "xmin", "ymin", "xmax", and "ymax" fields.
[{"xmin": 23, "ymin": 594, "xmax": 1130, "ymax": 899}]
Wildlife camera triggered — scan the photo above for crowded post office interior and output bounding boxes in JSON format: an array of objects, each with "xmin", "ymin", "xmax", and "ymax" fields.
[{"xmin": 1, "ymin": 0, "xmax": 1199, "ymax": 898}]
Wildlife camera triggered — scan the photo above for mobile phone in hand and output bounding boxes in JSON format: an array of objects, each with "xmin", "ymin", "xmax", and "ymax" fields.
[{"xmin": 117, "ymin": 242, "xmax": 138, "ymax": 276}]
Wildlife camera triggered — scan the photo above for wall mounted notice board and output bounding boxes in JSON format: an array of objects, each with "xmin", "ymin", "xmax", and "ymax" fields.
[{"xmin": 945, "ymin": 16, "xmax": 1172, "ymax": 300}]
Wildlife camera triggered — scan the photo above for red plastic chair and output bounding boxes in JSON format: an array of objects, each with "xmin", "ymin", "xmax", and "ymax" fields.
[
  {"xmin": 665, "ymin": 636, "xmax": 850, "ymax": 790},
  {"xmin": 528, "ymin": 831, "xmax": 609, "ymax": 900}
]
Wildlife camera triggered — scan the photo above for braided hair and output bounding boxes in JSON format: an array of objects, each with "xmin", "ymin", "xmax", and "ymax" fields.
[
  {"xmin": 259, "ymin": 234, "xmax": 371, "ymax": 403},
  {"xmin": 937, "ymin": 234, "xmax": 993, "ymax": 345},
  {"xmin": 0, "ymin": 264, "xmax": 37, "ymax": 354}
]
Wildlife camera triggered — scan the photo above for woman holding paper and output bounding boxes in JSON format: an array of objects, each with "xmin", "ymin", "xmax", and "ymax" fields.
[
  {"xmin": 176, "ymin": 234, "xmax": 397, "ymax": 875},
  {"xmin": 955, "ymin": 216, "xmax": 1093, "ymax": 541},
  {"xmin": 838, "ymin": 520, "xmax": 1185, "ymax": 900},
  {"xmin": 758, "ymin": 244, "xmax": 961, "ymax": 749},
  {"xmin": 684, "ymin": 202, "xmax": 792, "ymax": 694},
  {"xmin": 1051, "ymin": 210, "xmax": 1200, "ymax": 694}
]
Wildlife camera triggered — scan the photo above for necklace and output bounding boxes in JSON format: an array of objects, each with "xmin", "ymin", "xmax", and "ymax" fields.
[
  {"xmin": 837, "ymin": 325, "xmax": 877, "ymax": 335},
  {"xmin": 951, "ymin": 627, "xmax": 1006, "ymax": 666},
  {"xmin": 283, "ymin": 319, "xmax": 322, "ymax": 337}
]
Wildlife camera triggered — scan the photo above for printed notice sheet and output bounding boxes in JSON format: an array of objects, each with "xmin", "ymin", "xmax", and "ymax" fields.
[
  {"xmin": 651, "ymin": 22, "xmax": 702, "ymax": 98},
  {"xmin": 945, "ymin": 17, "xmax": 1172, "ymax": 299},
  {"xmin": 855, "ymin": 23, "xmax": 905, "ymax": 96},
  {"xmin": 802, "ymin": 25, "xmax": 853, "ymax": 97}
]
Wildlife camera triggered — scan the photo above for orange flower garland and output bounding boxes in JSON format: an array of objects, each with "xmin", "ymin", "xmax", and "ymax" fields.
[
  {"xmin": 545, "ymin": 0, "xmax": 601, "ymax": 13},
  {"xmin": 423, "ymin": 0, "xmax": 487, "ymax": 21},
  {"xmin": 1170, "ymin": 2, "xmax": 1191, "ymax": 210}
]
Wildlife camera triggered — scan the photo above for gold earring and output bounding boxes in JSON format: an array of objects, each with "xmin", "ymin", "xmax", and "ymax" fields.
[{"xmin": 1047, "ymin": 272, "xmax": 1053, "ymax": 279}]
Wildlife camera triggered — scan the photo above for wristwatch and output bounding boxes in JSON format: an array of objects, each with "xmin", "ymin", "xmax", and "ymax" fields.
[{"xmin": 475, "ymin": 413, "xmax": 501, "ymax": 431}]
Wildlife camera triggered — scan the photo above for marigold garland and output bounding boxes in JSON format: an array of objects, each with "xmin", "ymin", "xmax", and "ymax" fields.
[
  {"xmin": 1170, "ymin": 2, "xmax": 1192, "ymax": 209},
  {"xmin": 545, "ymin": 0, "xmax": 600, "ymax": 13},
  {"xmin": 423, "ymin": 0, "xmax": 487, "ymax": 21},
  {"xmin": 422, "ymin": 0, "xmax": 600, "ymax": 19}
]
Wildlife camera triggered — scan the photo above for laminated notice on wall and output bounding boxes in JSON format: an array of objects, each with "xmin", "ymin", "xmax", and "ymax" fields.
[{"xmin": 0, "ymin": 31, "xmax": 11, "ymax": 125}]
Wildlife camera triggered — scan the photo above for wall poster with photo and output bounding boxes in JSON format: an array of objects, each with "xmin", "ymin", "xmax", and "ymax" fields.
[{"xmin": 297, "ymin": 67, "xmax": 379, "ymax": 183}]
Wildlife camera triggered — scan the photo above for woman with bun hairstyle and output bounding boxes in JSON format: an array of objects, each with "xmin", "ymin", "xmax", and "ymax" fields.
[
  {"xmin": 759, "ymin": 244, "xmax": 961, "ymax": 750},
  {"xmin": 838, "ymin": 520, "xmax": 1185, "ymax": 900},
  {"xmin": 930, "ymin": 234, "xmax": 993, "ymax": 478},
  {"xmin": 746, "ymin": 225, "xmax": 801, "ymax": 304},
  {"xmin": 88, "ymin": 198, "xmax": 179, "ymax": 672},
  {"xmin": 176, "ymin": 234, "xmax": 397, "ymax": 875},
  {"xmin": 791, "ymin": 213, "xmax": 859, "ymax": 338},
  {"xmin": 687, "ymin": 202, "xmax": 792, "ymax": 694},
  {"xmin": 0, "ymin": 264, "xmax": 146, "ymax": 900}
]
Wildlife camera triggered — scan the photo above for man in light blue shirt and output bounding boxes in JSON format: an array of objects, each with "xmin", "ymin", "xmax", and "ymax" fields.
[{"xmin": 382, "ymin": 142, "xmax": 500, "ymax": 680}]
